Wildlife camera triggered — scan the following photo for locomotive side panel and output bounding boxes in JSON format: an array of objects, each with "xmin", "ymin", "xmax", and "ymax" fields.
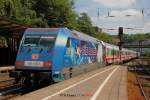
[{"xmin": 61, "ymin": 36, "xmax": 100, "ymax": 80}]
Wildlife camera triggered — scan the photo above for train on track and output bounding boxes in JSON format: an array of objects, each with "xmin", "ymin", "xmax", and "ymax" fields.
[{"xmin": 10, "ymin": 28, "xmax": 139, "ymax": 86}]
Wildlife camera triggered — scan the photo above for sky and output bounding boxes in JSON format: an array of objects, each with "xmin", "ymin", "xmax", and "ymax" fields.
[{"xmin": 74, "ymin": 0, "xmax": 150, "ymax": 35}]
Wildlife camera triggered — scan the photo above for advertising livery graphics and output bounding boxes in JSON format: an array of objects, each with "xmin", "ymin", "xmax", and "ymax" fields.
[{"xmin": 64, "ymin": 38, "xmax": 98, "ymax": 67}]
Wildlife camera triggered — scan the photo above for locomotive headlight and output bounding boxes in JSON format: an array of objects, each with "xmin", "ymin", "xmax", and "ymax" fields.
[
  {"xmin": 15, "ymin": 61, "xmax": 24, "ymax": 68},
  {"xmin": 44, "ymin": 61, "xmax": 52, "ymax": 69}
]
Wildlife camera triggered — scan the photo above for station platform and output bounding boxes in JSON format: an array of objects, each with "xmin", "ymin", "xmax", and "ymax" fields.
[{"xmin": 14, "ymin": 65, "xmax": 127, "ymax": 100}]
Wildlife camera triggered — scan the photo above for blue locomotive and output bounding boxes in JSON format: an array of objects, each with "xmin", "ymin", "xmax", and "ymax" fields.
[{"xmin": 10, "ymin": 28, "xmax": 104, "ymax": 85}]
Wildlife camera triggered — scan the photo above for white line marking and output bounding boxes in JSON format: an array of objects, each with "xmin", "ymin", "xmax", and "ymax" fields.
[
  {"xmin": 42, "ymin": 66, "xmax": 115, "ymax": 100},
  {"xmin": 91, "ymin": 66, "xmax": 119, "ymax": 100}
]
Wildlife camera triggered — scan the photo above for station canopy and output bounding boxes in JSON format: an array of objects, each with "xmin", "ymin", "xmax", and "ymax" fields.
[{"xmin": 0, "ymin": 17, "xmax": 30, "ymax": 38}]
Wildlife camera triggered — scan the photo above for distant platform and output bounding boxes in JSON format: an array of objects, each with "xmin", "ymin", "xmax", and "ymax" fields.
[{"xmin": 0, "ymin": 66, "xmax": 14, "ymax": 73}]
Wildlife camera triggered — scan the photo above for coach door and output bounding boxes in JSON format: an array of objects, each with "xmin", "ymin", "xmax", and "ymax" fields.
[{"xmin": 97, "ymin": 43, "xmax": 103, "ymax": 64}]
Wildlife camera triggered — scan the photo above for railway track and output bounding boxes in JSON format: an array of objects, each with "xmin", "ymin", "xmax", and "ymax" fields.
[
  {"xmin": 0, "ymin": 79, "xmax": 22, "ymax": 100},
  {"xmin": 136, "ymin": 76, "xmax": 149, "ymax": 100},
  {"xmin": 127, "ymin": 58, "xmax": 150, "ymax": 100},
  {"xmin": 0, "ymin": 82, "xmax": 34, "ymax": 100},
  {"xmin": 134, "ymin": 63, "xmax": 150, "ymax": 100},
  {"xmin": 0, "ymin": 79, "xmax": 15, "ymax": 86},
  {"xmin": 0, "ymin": 78, "xmax": 54, "ymax": 100}
]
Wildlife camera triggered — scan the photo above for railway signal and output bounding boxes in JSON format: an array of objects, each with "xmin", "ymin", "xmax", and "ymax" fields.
[{"xmin": 118, "ymin": 27, "xmax": 123, "ymax": 62}]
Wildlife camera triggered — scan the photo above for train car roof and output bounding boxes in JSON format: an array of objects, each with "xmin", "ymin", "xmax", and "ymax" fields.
[
  {"xmin": 122, "ymin": 48, "xmax": 137, "ymax": 53},
  {"xmin": 103, "ymin": 41, "xmax": 119, "ymax": 50},
  {"xmin": 103, "ymin": 41, "xmax": 137, "ymax": 53}
]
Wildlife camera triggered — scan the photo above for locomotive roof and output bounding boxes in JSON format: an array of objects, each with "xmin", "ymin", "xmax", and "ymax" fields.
[
  {"xmin": 71, "ymin": 30, "xmax": 99, "ymax": 43},
  {"xmin": 25, "ymin": 28, "xmax": 60, "ymax": 35},
  {"xmin": 25, "ymin": 28, "xmax": 99, "ymax": 44}
]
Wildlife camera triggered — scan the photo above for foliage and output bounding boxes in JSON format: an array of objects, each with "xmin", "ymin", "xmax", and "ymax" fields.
[
  {"xmin": 0, "ymin": 0, "xmax": 113, "ymax": 43},
  {"xmin": 66, "ymin": 10, "xmax": 79, "ymax": 30},
  {"xmin": 77, "ymin": 13, "xmax": 96, "ymax": 36},
  {"xmin": 31, "ymin": 0, "xmax": 78, "ymax": 28},
  {"xmin": 94, "ymin": 32, "xmax": 113, "ymax": 43},
  {"xmin": 0, "ymin": 0, "xmax": 45, "ymax": 27},
  {"xmin": 0, "ymin": 0, "xmax": 17, "ymax": 17},
  {"xmin": 143, "ymin": 52, "xmax": 150, "ymax": 57},
  {"xmin": 123, "ymin": 33, "xmax": 150, "ymax": 43},
  {"xmin": 145, "ymin": 33, "xmax": 150, "ymax": 39}
]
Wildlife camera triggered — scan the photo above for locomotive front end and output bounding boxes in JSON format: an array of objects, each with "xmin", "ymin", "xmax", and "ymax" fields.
[
  {"xmin": 10, "ymin": 28, "xmax": 58, "ymax": 86},
  {"xmin": 15, "ymin": 35, "xmax": 56, "ymax": 71}
]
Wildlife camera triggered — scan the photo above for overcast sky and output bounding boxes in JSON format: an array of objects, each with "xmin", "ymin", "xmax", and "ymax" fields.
[{"xmin": 74, "ymin": 0, "xmax": 150, "ymax": 35}]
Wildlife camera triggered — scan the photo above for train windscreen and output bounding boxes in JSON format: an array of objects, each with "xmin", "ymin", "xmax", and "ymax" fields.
[{"xmin": 23, "ymin": 36, "xmax": 56, "ymax": 47}]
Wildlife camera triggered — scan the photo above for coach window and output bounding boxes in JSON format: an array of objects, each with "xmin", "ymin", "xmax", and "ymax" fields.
[
  {"xmin": 95, "ymin": 44, "xmax": 98, "ymax": 51},
  {"xmin": 114, "ymin": 50, "xmax": 116, "ymax": 55},
  {"xmin": 111, "ymin": 49, "xmax": 113, "ymax": 56},
  {"xmin": 116, "ymin": 51, "xmax": 119, "ymax": 56},
  {"xmin": 109, "ymin": 49, "xmax": 111, "ymax": 55},
  {"xmin": 107, "ymin": 48, "xmax": 110, "ymax": 55},
  {"xmin": 107, "ymin": 48, "xmax": 109, "ymax": 55}
]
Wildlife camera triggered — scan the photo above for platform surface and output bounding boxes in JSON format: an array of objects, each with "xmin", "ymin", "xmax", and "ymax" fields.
[
  {"xmin": 14, "ymin": 65, "xmax": 127, "ymax": 100},
  {"xmin": 0, "ymin": 66, "xmax": 14, "ymax": 72}
]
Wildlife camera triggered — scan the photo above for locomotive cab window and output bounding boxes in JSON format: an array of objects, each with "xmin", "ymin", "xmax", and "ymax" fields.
[
  {"xmin": 23, "ymin": 36, "xmax": 40, "ymax": 46},
  {"xmin": 39, "ymin": 36, "xmax": 56, "ymax": 47},
  {"xmin": 23, "ymin": 35, "xmax": 56, "ymax": 47}
]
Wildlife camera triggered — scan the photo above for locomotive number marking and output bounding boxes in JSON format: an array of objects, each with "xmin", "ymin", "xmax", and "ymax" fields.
[{"xmin": 24, "ymin": 61, "xmax": 43, "ymax": 67}]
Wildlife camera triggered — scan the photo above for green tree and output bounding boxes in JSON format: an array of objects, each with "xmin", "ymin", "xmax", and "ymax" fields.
[
  {"xmin": 94, "ymin": 32, "xmax": 113, "ymax": 43},
  {"xmin": 0, "ymin": 0, "xmax": 48, "ymax": 27},
  {"xmin": 0, "ymin": 0, "xmax": 16, "ymax": 17},
  {"xmin": 143, "ymin": 52, "xmax": 150, "ymax": 57},
  {"xmin": 145, "ymin": 33, "xmax": 150, "ymax": 39},
  {"xmin": 77, "ymin": 13, "xmax": 95, "ymax": 36},
  {"xmin": 31, "ymin": 0, "xmax": 77, "ymax": 28},
  {"xmin": 18, "ymin": 0, "xmax": 48, "ymax": 27},
  {"xmin": 66, "ymin": 10, "xmax": 79, "ymax": 30},
  {"xmin": 123, "ymin": 33, "xmax": 149, "ymax": 43}
]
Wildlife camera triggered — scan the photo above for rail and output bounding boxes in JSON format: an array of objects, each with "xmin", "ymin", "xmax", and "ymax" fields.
[
  {"xmin": 135, "ymin": 64, "xmax": 150, "ymax": 100},
  {"xmin": 136, "ymin": 76, "xmax": 148, "ymax": 100}
]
